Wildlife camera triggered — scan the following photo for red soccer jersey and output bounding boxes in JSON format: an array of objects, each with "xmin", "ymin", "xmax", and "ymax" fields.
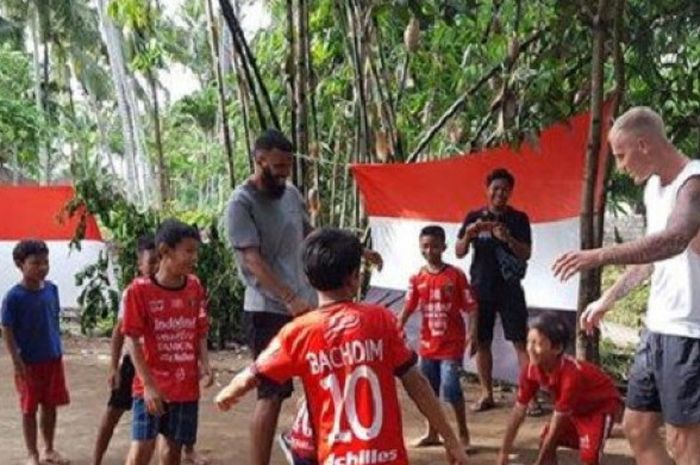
[
  {"xmin": 254, "ymin": 302, "xmax": 417, "ymax": 465},
  {"xmin": 122, "ymin": 275, "xmax": 209, "ymax": 402},
  {"xmin": 517, "ymin": 355, "xmax": 621, "ymax": 415},
  {"xmin": 404, "ymin": 264, "xmax": 477, "ymax": 359}
]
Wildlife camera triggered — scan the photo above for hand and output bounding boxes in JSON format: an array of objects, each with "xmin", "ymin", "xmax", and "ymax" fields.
[
  {"xmin": 445, "ymin": 440, "xmax": 469, "ymax": 465},
  {"xmin": 108, "ymin": 366, "xmax": 120, "ymax": 389},
  {"xmin": 465, "ymin": 221, "xmax": 493, "ymax": 240},
  {"xmin": 580, "ymin": 297, "xmax": 612, "ymax": 335},
  {"xmin": 492, "ymin": 223, "xmax": 511, "ymax": 243},
  {"xmin": 552, "ymin": 249, "xmax": 602, "ymax": 281},
  {"xmin": 363, "ymin": 249, "xmax": 383, "ymax": 271},
  {"xmin": 200, "ymin": 364, "xmax": 214, "ymax": 388},
  {"xmin": 13, "ymin": 358, "xmax": 27, "ymax": 380},
  {"xmin": 215, "ymin": 376, "xmax": 249, "ymax": 411},
  {"xmin": 144, "ymin": 383, "xmax": 166, "ymax": 416},
  {"xmin": 287, "ymin": 295, "xmax": 313, "ymax": 316}
]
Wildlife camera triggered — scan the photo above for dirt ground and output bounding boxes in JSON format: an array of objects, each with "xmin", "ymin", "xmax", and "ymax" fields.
[{"xmin": 0, "ymin": 337, "xmax": 636, "ymax": 465}]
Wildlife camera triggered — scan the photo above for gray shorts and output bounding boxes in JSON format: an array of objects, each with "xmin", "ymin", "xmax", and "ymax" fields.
[{"xmin": 626, "ymin": 330, "xmax": 700, "ymax": 426}]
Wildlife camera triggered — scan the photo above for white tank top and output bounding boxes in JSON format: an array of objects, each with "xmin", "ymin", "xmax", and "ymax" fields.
[{"xmin": 645, "ymin": 160, "xmax": 700, "ymax": 338}]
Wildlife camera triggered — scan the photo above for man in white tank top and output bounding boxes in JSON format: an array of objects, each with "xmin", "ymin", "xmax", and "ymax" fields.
[{"xmin": 553, "ymin": 107, "xmax": 700, "ymax": 465}]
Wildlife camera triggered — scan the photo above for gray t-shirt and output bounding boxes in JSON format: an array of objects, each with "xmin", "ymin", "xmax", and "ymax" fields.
[{"xmin": 226, "ymin": 181, "xmax": 316, "ymax": 315}]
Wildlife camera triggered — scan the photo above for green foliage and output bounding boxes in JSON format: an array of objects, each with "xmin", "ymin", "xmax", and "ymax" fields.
[
  {"xmin": 195, "ymin": 218, "xmax": 245, "ymax": 349},
  {"xmin": 0, "ymin": 43, "xmax": 44, "ymax": 169},
  {"xmin": 74, "ymin": 250, "xmax": 120, "ymax": 334},
  {"xmin": 599, "ymin": 338, "xmax": 634, "ymax": 384},
  {"xmin": 601, "ymin": 265, "xmax": 648, "ymax": 330},
  {"xmin": 67, "ymin": 167, "xmax": 245, "ymax": 345}
]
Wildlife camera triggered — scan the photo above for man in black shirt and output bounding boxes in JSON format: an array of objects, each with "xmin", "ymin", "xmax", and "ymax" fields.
[{"xmin": 456, "ymin": 168, "xmax": 533, "ymax": 412}]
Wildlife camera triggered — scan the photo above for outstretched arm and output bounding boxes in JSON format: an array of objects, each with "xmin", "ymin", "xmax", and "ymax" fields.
[
  {"xmin": 580, "ymin": 264, "xmax": 653, "ymax": 332},
  {"xmin": 215, "ymin": 366, "xmax": 259, "ymax": 411},
  {"xmin": 497, "ymin": 403, "xmax": 527, "ymax": 465},
  {"xmin": 553, "ymin": 177, "xmax": 700, "ymax": 280}
]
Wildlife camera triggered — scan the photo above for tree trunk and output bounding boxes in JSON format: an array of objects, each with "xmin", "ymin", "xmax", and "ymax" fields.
[
  {"xmin": 30, "ymin": 7, "xmax": 47, "ymax": 185},
  {"xmin": 347, "ymin": 1, "xmax": 371, "ymax": 164},
  {"xmin": 11, "ymin": 149, "xmax": 19, "ymax": 185},
  {"xmin": 147, "ymin": 71, "xmax": 168, "ymax": 206},
  {"xmin": 285, "ymin": 0, "xmax": 297, "ymax": 152},
  {"xmin": 577, "ymin": 0, "xmax": 611, "ymax": 362},
  {"xmin": 294, "ymin": 0, "xmax": 310, "ymax": 192},
  {"xmin": 230, "ymin": 32, "xmax": 253, "ymax": 173},
  {"xmin": 205, "ymin": 0, "xmax": 236, "ymax": 189},
  {"xmin": 219, "ymin": 0, "xmax": 281, "ymax": 131},
  {"xmin": 97, "ymin": 0, "xmax": 149, "ymax": 205},
  {"xmin": 42, "ymin": 40, "xmax": 52, "ymax": 183}
]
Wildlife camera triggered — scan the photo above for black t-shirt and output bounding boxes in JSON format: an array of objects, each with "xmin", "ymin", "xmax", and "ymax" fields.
[{"xmin": 457, "ymin": 206, "xmax": 532, "ymax": 301}]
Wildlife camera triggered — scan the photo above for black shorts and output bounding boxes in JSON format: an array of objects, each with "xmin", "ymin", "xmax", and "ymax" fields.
[
  {"xmin": 626, "ymin": 330, "xmax": 700, "ymax": 426},
  {"xmin": 108, "ymin": 354, "xmax": 135, "ymax": 410},
  {"xmin": 476, "ymin": 285, "xmax": 528, "ymax": 344},
  {"xmin": 245, "ymin": 311, "xmax": 294, "ymax": 400}
]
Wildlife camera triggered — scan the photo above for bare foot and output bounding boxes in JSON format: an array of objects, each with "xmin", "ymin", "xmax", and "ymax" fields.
[
  {"xmin": 182, "ymin": 450, "xmax": 210, "ymax": 465},
  {"xmin": 41, "ymin": 450, "xmax": 70, "ymax": 465},
  {"xmin": 26, "ymin": 454, "xmax": 40, "ymax": 465},
  {"xmin": 413, "ymin": 435, "xmax": 442, "ymax": 447}
]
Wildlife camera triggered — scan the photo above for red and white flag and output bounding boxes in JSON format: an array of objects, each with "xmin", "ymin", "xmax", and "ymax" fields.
[
  {"xmin": 352, "ymin": 106, "xmax": 612, "ymax": 313},
  {"xmin": 0, "ymin": 185, "xmax": 107, "ymax": 308}
]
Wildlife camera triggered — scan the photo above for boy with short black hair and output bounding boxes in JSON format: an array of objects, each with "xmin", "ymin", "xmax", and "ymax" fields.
[
  {"xmin": 2, "ymin": 239, "xmax": 70, "ymax": 465},
  {"xmin": 497, "ymin": 312, "xmax": 622, "ymax": 465},
  {"xmin": 123, "ymin": 219, "xmax": 213, "ymax": 465},
  {"xmin": 216, "ymin": 228, "xmax": 469, "ymax": 465},
  {"xmin": 93, "ymin": 234, "xmax": 157, "ymax": 465},
  {"xmin": 398, "ymin": 225, "xmax": 477, "ymax": 449}
]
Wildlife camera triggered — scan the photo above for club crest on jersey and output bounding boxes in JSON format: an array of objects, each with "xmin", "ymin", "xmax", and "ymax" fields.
[
  {"xmin": 442, "ymin": 282, "xmax": 455, "ymax": 298},
  {"xmin": 324, "ymin": 313, "xmax": 360, "ymax": 341},
  {"xmin": 149, "ymin": 300, "xmax": 165, "ymax": 312}
]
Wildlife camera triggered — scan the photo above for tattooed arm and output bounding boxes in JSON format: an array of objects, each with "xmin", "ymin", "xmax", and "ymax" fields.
[
  {"xmin": 580, "ymin": 264, "xmax": 653, "ymax": 333},
  {"xmin": 553, "ymin": 177, "xmax": 700, "ymax": 280}
]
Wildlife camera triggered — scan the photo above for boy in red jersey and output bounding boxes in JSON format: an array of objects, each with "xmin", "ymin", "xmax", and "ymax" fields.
[
  {"xmin": 398, "ymin": 225, "xmax": 477, "ymax": 448},
  {"xmin": 123, "ymin": 219, "xmax": 213, "ymax": 465},
  {"xmin": 216, "ymin": 228, "xmax": 469, "ymax": 465},
  {"xmin": 497, "ymin": 312, "xmax": 622, "ymax": 465}
]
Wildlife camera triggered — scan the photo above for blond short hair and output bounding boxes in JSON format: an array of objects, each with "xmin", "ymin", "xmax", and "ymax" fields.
[{"xmin": 611, "ymin": 106, "xmax": 667, "ymax": 141}]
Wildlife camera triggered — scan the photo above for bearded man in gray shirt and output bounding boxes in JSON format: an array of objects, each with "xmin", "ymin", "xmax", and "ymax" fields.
[{"xmin": 226, "ymin": 129, "xmax": 381, "ymax": 465}]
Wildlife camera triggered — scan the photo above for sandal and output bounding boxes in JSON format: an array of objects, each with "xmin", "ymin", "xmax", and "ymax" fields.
[
  {"xmin": 526, "ymin": 402, "xmax": 545, "ymax": 417},
  {"xmin": 470, "ymin": 397, "xmax": 496, "ymax": 412},
  {"xmin": 413, "ymin": 435, "xmax": 443, "ymax": 447},
  {"xmin": 182, "ymin": 453, "xmax": 210, "ymax": 465}
]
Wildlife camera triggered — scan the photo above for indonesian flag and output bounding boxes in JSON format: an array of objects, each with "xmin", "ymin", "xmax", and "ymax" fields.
[
  {"xmin": 352, "ymin": 107, "xmax": 612, "ymax": 313},
  {"xmin": 0, "ymin": 186, "xmax": 107, "ymax": 308},
  {"xmin": 351, "ymin": 107, "xmax": 611, "ymax": 380}
]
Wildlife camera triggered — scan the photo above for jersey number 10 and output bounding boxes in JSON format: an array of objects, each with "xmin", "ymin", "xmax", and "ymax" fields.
[{"xmin": 321, "ymin": 365, "xmax": 383, "ymax": 444}]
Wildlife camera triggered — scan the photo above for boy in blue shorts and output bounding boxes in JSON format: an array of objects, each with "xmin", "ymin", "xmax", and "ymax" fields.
[
  {"xmin": 122, "ymin": 220, "xmax": 213, "ymax": 465},
  {"xmin": 398, "ymin": 225, "xmax": 478, "ymax": 449},
  {"xmin": 93, "ymin": 235, "xmax": 157, "ymax": 465},
  {"xmin": 2, "ymin": 240, "xmax": 70, "ymax": 465}
]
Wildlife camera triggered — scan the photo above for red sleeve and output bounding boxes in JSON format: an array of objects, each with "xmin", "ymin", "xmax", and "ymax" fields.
[
  {"xmin": 253, "ymin": 323, "xmax": 300, "ymax": 384},
  {"xmin": 456, "ymin": 270, "xmax": 477, "ymax": 314},
  {"xmin": 404, "ymin": 274, "xmax": 420, "ymax": 315},
  {"xmin": 516, "ymin": 364, "xmax": 540, "ymax": 406},
  {"xmin": 383, "ymin": 309, "xmax": 417, "ymax": 376},
  {"xmin": 554, "ymin": 368, "xmax": 580, "ymax": 414},
  {"xmin": 196, "ymin": 281, "xmax": 209, "ymax": 338},
  {"xmin": 121, "ymin": 283, "xmax": 146, "ymax": 337}
]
